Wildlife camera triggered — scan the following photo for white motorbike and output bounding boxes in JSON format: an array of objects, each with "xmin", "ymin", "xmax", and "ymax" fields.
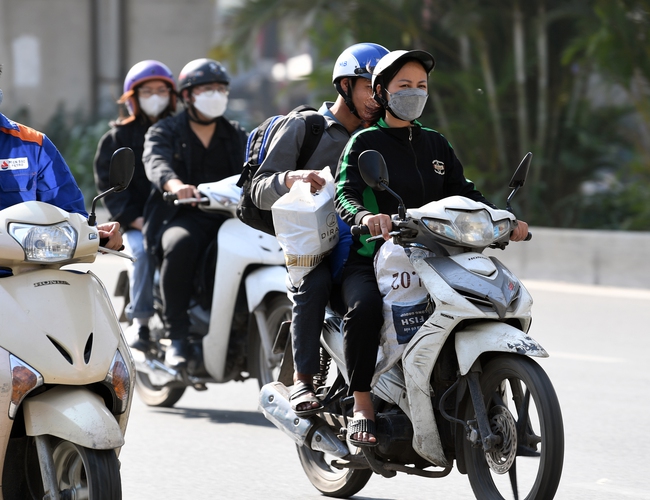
[
  {"xmin": 132, "ymin": 175, "xmax": 292, "ymax": 407},
  {"xmin": 0, "ymin": 148, "xmax": 136, "ymax": 500},
  {"xmin": 260, "ymin": 152, "xmax": 564, "ymax": 499}
]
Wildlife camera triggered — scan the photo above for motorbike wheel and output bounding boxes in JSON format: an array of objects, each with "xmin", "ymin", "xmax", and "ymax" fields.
[
  {"xmin": 296, "ymin": 444, "xmax": 372, "ymax": 498},
  {"xmin": 26, "ymin": 437, "xmax": 121, "ymax": 500},
  {"xmin": 249, "ymin": 293, "xmax": 292, "ymax": 388},
  {"xmin": 135, "ymin": 370, "xmax": 186, "ymax": 407},
  {"xmin": 463, "ymin": 354, "xmax": 564, "ymax": 500}
]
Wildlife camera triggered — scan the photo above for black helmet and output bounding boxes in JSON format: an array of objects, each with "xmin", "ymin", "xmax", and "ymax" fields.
[{"xmin": 178, "ymin": 58, "xmax": 230, "ymax": 93}]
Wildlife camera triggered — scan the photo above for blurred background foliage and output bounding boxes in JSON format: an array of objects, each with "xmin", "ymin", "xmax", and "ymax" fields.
[
  {"xmin": 219, "ymin": 0, "xmax": 650, "ymax": 230},
  {"xmin": 20, "ymin": 0, "xmax": 648, "ymax": 230}
]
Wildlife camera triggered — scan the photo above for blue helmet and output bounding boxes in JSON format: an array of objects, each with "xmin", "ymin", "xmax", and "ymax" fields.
[
  {"xmin": 332, "ymin": 43, "xmax": 389, "ymax": 118},
  {"xmin": 332, "ymin": 43, "xmax": 390, "ymax": 83}
]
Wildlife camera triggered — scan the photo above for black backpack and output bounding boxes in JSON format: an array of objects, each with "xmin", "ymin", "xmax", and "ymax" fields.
[{"xmin": 236, "ymin": 105, "xmax": 326, "ymax": 235}]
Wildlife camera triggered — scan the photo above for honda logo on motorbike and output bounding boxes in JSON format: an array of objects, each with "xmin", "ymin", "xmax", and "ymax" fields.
[{"xmin": 34, "ymin": 280, "xmax": 70, "ymax": 287}]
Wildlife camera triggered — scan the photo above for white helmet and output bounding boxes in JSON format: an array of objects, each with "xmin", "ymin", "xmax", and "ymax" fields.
[{"xmin": 371, "ymin": 49, "xmax": 436, "ymax": 90}]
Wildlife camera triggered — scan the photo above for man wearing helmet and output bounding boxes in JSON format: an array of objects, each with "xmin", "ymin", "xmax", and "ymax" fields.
[
  {"xmin": 0, "ymin": 64, "xmax": 122, "ymax": 250},
  {"xmin": 94, "ymin": 60, "xmax": 177, "ymax": 352},
  {"xmin": 250, "ymin": 42, "xmax": 389, "ymax": 416},
  {"xmin": 143, "ymin": 58, "xmax": 247, "ymax": 366}
]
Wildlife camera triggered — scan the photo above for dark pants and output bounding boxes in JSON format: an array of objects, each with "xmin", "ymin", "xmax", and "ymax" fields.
[
  {"xmin": 291, "ymin": 259, "xmax": 332, "ymax": 375},
  {"xmin": 340, "ymin": 253, "xmax": 384, "ymax": 393},
  {"xmin": 159, "ymin": 210, "xmax": 224, "ymax": 339}
]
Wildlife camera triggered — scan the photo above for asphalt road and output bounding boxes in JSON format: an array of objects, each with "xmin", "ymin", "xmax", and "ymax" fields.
[{"xmin": 79, "ymin": 255, "xmax": 650, "ymax": 500}]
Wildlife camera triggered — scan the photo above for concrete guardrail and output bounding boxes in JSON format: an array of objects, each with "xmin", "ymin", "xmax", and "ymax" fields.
[
  {"xmin": 486, "ymin": 226, "xmax": 650, "ymax": 290},
  {"xmin": 95, "ymin": 207, "xmax": 650, "ymax": 291}
]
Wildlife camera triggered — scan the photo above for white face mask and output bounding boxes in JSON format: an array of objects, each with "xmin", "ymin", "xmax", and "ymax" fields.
[
  {"xmin": 139, "ymin": 94, "xmax": 169, "ymax": 118},
  {"xmin": 193, "ymin": 91, "xmax": 228, "ymax": 119}
]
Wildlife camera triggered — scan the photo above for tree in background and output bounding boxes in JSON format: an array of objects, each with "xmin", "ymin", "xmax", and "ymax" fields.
[
  {"xmin": 565, "ymin": 0, "xmax": 650, "ymax": 229},
  {"xmin": 220, "ymin": 0, "xmax": 649, "ymax": 230}
]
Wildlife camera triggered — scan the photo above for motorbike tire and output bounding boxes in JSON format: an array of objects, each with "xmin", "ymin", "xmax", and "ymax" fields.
[
  {"xmin": 248, "ymin": 293, "xmax": 292, "ymax": 388},
  {"xmin": 26, "ymin": 437, "xmax": 121, "ymax": 500},
  {"xmin": 296, "ymin": 444, "xmax": 372, "ymax": 498},
  {"xmin": 134, "ymin": 370, "xmax": 186, "ymax": 407},
  {"xmin": 463, "ymin": 354, "xmax": 564, "ymax": 500}
]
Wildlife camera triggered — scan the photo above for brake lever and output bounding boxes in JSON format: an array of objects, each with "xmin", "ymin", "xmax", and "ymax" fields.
[{"xmin": 367, "ymin": 230, "xmax": 400, "ymax": 243}]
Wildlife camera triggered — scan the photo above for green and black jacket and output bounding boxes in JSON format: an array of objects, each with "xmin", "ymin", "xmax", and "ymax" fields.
[{"xmin": 335, "ymin": 118, "xmax": 493, "ymax": 259}]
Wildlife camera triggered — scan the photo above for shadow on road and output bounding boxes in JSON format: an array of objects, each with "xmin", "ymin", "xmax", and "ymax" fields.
[{"xmin": 149, "ymin": 406, "xmax": 274, "ymax": 427}]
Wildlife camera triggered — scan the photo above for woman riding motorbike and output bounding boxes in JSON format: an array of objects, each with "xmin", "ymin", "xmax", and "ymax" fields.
[{"xmin": 334, "ymin": 49, "xmax": 529, "ymax": 445}]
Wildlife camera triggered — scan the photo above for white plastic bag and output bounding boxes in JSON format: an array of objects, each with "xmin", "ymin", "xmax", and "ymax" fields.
[
  {"xmin": 272, "ymin": 166, "xmax": 339, "ymax": 286},
  {"xmin": 372, "ymin": 240, "xmax": 432, "ymax": 386}
]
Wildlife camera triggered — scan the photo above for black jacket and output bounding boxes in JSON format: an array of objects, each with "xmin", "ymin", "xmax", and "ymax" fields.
[
  {"xmin": 335, "ymin": 118, "xmax": 493, "ymax": 258},
  {"xmin": 93, "ymin": 116, "xmax": 153, "ymax": 228},
  {"xmin": 142, "ymin": 110, "xmax": 247, "ymax": 255}
]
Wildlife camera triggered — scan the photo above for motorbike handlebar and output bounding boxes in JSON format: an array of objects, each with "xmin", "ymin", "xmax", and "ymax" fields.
[
  {"xmin": 350, "ymin": 224, "xmax": 370, "ymax": 236},
  {"xmin": 163, "ymin": 192, "xmax": 177, "ymax": 203},
  {"xmin": 163, "ymin": 191, "xmax": 209, "ymax": 206}
]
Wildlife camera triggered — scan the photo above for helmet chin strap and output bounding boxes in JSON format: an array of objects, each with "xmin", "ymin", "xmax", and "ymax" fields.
[
  {"xmin": 184, "ymin": 90, "xmax": 218, "ymax": 125},
  {"xmin": 335, "ymin": 79, "xmax": 361, "ymax": 119},
  {"xmin": 187, "ymin": 103, "xmax": 218, "ymax": 125},
  {"xmin": 373, "ymin": 86, "xmax": 403, "ymax": 121}
]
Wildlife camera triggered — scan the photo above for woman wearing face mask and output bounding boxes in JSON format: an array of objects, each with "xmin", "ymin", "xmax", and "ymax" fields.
[
  {"xmin": 93, "ymin": 59, "xmax": 177, "ymax": 352},
  {"xmin": 334, "ymin": 50, "xmax": 530, "ymax": 446},
  {"xmin": 141, "ymin": 58, "xmax": 247, "ymax": 366}
]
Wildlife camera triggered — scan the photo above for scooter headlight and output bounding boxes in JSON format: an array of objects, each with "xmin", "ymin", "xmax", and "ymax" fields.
[
  {"xmin": 9, "ymin": 355, "xmax": 44, "ymax": 420},
  {"xmin": 422, "ymin": 209, "xmax": 496, "ymax": 247},
  {"xmin": 104, "ymin": 349, "xmax": 131, "ymax": 414},
  {"xmin": 9, "ymin": 221, "xmax": 78, "ymax": 262}
]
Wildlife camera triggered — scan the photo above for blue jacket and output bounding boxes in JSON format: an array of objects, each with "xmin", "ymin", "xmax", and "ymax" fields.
[{"xmin": 0, "ymin": 113, "xmax": 87, "ymax": 215}]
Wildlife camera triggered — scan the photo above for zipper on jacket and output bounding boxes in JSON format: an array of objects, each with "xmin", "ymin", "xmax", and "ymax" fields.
[{"xmin": 407, "ymin": 126, "xmax": 426, "ymax": 204}]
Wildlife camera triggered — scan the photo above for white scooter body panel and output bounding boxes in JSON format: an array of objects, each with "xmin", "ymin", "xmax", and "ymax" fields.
[
  {"xmin": 375, "ymin": 248, "xmax": 536, "ymax": 466},
  {"xmin": 0, "ymin": 269, "xmax": 120, "ymax": 384},
  {"xmin": 203, "ymin": 218, "xmax": 285, "ymax": 381},
  {"xmin": 245, "ymin": 266, "xmax": 287, "ymax": 312},
  {"xmin": 455, "ymin": 321, "xmax": 548, "ymax": 375},
  {"xmin": 22, "ymin": 386, "xmax": 124, "ymax": 449}
]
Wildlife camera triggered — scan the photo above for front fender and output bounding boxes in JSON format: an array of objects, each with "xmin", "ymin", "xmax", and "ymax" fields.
[
  {"xmin": 455, "ymin": 321, "xmax": 548, "ymax": 375},
  {"xmin": 22, "ymin": 386, "xmax": 124, "ymax": 450},
  {"xmin": 244, "ymin": 265, "xmax": 287, "ymax": 311}
]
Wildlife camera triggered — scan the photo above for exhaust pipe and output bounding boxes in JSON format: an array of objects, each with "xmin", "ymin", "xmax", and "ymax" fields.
[{"xmin": 259, "ymin": 382, "xmax": 349, "ymax": 458}]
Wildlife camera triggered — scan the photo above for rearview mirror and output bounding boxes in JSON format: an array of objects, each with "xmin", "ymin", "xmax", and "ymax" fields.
[
  {"xmin": 88, "ymin": 147, "xmax": 135, "ymax": 226},
  {"xmin": 508, "ymin": 152, "xmax": 532, "ymax": 189},
  {"xmin": 357, "ymin": 149, "xmax": 408, "ymax": 220},
  {"xmin": 109, "ymin": 147, "xmax": 135, "ymax": 193},
  {"xmin": 358, "ymin": 150, "xmax": 389, "ymax": 191},
  {"xmin": 506, "ymin": 152, "xmax": 532, "ymax": 213}
]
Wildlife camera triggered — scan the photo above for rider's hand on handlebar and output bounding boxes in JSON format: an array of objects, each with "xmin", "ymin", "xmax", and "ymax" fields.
[
  {"xmin": 98, "ymin": 221, "xmax": 124, "ymax": 250},
  {"xmin": 165, "ymin": 179, "xmax": 201, "ymax": 206},
  {"xmin": 285, "ymin": 170, "xmax": 327, "ymax": 193},
  {"xmin": 362, "ymin": 214, "xmax": 392, "ymax": 241},
  {"xmin": 510, "ymin": 219, "xmax": 530, "ymax": 242}
]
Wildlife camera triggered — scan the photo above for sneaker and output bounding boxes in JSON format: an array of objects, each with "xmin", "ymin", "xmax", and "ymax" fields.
[
  {"xmin": 165, "ymin": 339, "xmax": 188, "ymax": 367},
  {"xmin": 126, "ymin": 324, "xmax": 151, "ymax": 352}
]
